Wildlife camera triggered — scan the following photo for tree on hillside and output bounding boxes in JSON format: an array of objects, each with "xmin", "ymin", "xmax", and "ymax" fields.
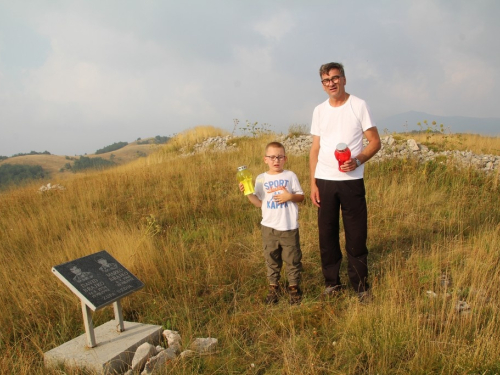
[
  {"xmin": 154, "ymin": 135, "xmax": 170, "ymax": 144},
  {"xmin": 11, "ymin": 151, "xmax": 51, "ymax": 158},
  {"xmin": 71, "ymin": 156, "xmax": 115, "ymax": 172},
  {"xmin": 0, "ymin": 164, "xmax": 47, "ymax": 189},
  {"xmin": 95, "ymin": 142, "xmax": 128, "ymax": 154}
]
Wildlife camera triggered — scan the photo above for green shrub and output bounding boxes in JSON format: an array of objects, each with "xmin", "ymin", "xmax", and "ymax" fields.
[
  {"xmin": 95, "ymin": 142, "xmax": 128, "ymax": 154},
  {"xmin": 11, "ymin": 151, "xmax": 51, "ymax": 158},
  {"xmin": 71, "ymin": 156, "xmax": 115, "ymax": 172},
  {"xmin": 0, "ymin": 164, "xmax": 47, "ymax": 189}
]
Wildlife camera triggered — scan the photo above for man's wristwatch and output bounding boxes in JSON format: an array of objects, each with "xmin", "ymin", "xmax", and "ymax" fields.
[{"xmin": 354, "ymin": 158, "xmax": 362, "ymax": 168}]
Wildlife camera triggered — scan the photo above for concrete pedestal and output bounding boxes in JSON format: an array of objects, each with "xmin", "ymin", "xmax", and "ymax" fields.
[{"xmin": 44, "ymin": 320, "xmax": 163, "ymax": 374}]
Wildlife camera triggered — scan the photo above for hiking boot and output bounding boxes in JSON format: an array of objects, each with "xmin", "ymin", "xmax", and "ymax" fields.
[
  {"xmin": 265, "ymin": 284, "xmax": 280, "ymax": 304},
  {"xmin": 358, "ymin": 290, "xmax": 372, "ymax": 304},
  {"xmin": 321, "ymin": 285, "xmax": 343, "ymax": 299},
  {"xmin": 288, "ymin": 285, "xmax": 303, "ymax": 305}
]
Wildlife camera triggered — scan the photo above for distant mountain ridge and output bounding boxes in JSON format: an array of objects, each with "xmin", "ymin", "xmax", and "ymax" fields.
[{"xmin": 379, "ymin": 111, "xmax": 500, "ymax": 135}]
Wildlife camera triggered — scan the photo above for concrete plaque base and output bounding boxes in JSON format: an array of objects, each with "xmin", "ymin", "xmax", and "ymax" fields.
[{"xmin": 44, "ymin": 320, "xmax": 163, "ymax": 374}]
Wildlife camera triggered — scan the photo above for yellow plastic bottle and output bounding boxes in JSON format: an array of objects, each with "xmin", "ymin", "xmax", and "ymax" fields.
[{"xmin": 236, "ymin": 166, "xmax": 255, "ymax": 195}]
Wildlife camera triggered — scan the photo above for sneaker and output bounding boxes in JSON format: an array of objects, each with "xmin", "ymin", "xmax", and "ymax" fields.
[
  {"xmin": 322, "ymin": 285, "xmax": 343, "ymax": 299},
  {"xmin": 358, "ymin": 290, "xmax": 372, "ymax": 304},
  {"xmin": 265, "ymin": 284, "xmax": 280, "ymax": 304},
  {"xmin": 288, "ymin": 285, "xmax": 303, "ymax": 305}
]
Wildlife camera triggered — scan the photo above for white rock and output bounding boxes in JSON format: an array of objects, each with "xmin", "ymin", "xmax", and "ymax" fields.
[
  {"xmin": 162, "ymin": 330, "xmax": 182, "ymax": 353},
  {"xmin": 440, "ymin": 274, "xmax": 451, "ymax": 287},
  {"xmin": 407, "ymin": 139, "xmax": 420, "ymax": 151},
  {"xmin": 426, "ymin": 290, "xmax": 438, "ymax": 298},
  {"xmin": 455, "ymin": 301, "xmax": 471, "ymax": 313},
  {"xmin": 142, "ymin": 348, "xmax": 177, "ymax": 374},
  {"xmin": 156, "ymin": 345, "xmax": 165, "ymax": 354},
  {"xmin": 132, "ymin": 342, "xmax": 157, "ymax": 372},
  {"xmin": 190, "ymin": 338, "xmax": 218, "ymax": 353},
  {"xmin": 180, "ymin": 350, "xmax": 197, "ymax": 359}
]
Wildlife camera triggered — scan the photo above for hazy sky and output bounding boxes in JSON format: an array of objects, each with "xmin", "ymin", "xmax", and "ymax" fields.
[{"xmin": 1, "ymin": 0, "xmax": 499, "ymax": 156}]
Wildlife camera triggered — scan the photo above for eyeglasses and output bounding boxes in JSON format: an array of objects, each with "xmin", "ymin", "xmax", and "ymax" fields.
[
  {"xmin": 321, "ymin": 75, "xmax": 342, "ymax": 86},
  {"xmin": 265, "ymin": 155, "xmax": 286, "ymax": 161}
]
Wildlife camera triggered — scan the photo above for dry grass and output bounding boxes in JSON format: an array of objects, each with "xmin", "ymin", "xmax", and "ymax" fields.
[{"xmin": 1, "ymin": 129, "xmax": 500, "ymax": 374}]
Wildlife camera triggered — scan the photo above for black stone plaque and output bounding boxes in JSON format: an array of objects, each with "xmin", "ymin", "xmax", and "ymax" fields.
[{"xmin": 52, "ymin": 250, "xmax": 144, "ymax": 311}]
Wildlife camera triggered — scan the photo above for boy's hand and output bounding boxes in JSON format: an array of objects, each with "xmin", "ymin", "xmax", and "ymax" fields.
[
  {"xmin": 238, "ymin": 182, "xmax": 245, "ymax": 193},
  {"xmin": 273, "ymin": 187, "xmax": 292, "ymax": 204}
]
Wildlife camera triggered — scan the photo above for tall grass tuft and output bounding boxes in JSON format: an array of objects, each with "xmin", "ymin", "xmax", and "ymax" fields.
[{"xmin": 1, "ymin": 129, "xmax": 500, "ymax": 374}]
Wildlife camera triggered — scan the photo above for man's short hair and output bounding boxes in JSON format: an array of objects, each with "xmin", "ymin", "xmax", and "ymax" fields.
[
  {"xmin": 319, "ymin": 62, "xmax": 345, "ymax": 78},
  {"xmin": 265, "ymin": 142, "xmax": 286, "ymax": 154}
]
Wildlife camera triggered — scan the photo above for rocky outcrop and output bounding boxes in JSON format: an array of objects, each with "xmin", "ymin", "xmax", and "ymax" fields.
[
  {"xmin": 180, "ymin": 135, "xmax": 237, "ymax": 155},
  {"xmin": 38, "ymin": 183, "xmax": 66, "ymax": 192},
  {"xmin": 125, "ymin": 330, "xmax": 218, "ymax": 374}
]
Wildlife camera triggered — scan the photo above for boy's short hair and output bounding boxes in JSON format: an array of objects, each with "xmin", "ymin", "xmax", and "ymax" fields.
[
  {"xmin": 319, "ymin": 62, "xmax": 345, "ymax": 78},
  {"xmin": 265, "ymin": 142, "xmax": 286, "ymax": 154}
]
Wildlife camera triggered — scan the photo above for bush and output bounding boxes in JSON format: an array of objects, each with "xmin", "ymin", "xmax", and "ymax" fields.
[
  {"xmin": 71, "ymin": 156, "xmax": 115, "ymax": 172},
  {"xmin": 95, "ymin": 142, "xmax": 128, "ymax": 154},
  {"xmin": 0, "ymin": 164, "xmax": 47, "ymax": 189},
  {"xmin": 11, "ymin": 151, "xmax": 51, "ymax": 158},
  {"xmin": 154, "ymin": 135, "xmax": 170, "ymax": 144}
]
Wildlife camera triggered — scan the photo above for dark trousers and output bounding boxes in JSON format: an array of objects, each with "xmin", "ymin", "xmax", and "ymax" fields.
[{"xmin": 316, "ymin": 178, "xmax": 369, "ymax": 293}]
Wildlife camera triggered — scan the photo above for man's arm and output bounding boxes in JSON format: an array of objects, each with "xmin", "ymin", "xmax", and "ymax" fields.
[
  {"xmin": 357, "ymin": 127, "xmax": 381, "ymax": 164},
  {"xmin": 309, "ymin": 135, "xmax": 321, "ymax": 208},
  {"xmin": 340, "ymin": 127, "xmax": 381, "ymax": 172}
]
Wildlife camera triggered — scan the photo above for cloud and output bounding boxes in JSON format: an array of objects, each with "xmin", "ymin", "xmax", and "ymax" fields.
[
  {"xmin": 1, "ymin": 1, "xmax": 499, "ymax": 156},
  {"xmin": 254, "ymin": 11, "xmax": 295, "ymax": 41}
]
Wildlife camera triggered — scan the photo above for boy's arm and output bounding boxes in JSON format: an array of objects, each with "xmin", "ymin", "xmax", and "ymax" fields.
[
  {"xmin": 272, "ymin": 188, "xmax": 304, "ymax": 205},
  {"xmin": 239, "ymin": 182, "xmax": 262, "ymax": 207},
  {"xmin": 246, "ymin": 194, "xmax": 262, "ymax": 208}
]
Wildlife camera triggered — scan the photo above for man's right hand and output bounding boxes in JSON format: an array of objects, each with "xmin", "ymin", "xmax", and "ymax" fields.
[
  {"xmin": 309, "ymin": 135, "xmax": 321, "ymax": 208},
  {"xmin": 310, "ymin": 184, "xmax": 321, "ymax": 208}
]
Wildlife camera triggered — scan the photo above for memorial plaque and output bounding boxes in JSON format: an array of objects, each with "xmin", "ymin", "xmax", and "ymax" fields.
[{"xmin": 52, "ymin": 250, "xmax": 143, "ymax": 311}]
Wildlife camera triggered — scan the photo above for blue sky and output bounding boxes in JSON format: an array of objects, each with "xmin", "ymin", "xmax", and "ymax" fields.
[{"xmin": 1, "ymin": 0, "xmax": 499, "ymax": 156}]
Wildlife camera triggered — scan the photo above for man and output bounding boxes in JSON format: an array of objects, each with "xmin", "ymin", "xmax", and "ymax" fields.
[{"xmin": 309, "ymin": 62, "xmax": 381, "ymax": 302}]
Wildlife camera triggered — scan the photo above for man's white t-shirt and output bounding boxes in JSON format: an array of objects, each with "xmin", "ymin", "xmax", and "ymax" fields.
[
  {"xmin": 254, "ymin": 170, "xmax": 304, "ymax": 231},
  {"xmin": 311, "ymin": 95, "xmax": 376, "ymax": 181}
]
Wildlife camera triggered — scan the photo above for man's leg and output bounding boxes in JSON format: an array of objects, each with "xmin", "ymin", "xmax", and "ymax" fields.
[
  {"xmin": 316, "ymin": 179, "xmax": 342, "ymax": 287},
  {"xmin": 339, "ymin": 179, "xmax": 369, "ymax": 293}
]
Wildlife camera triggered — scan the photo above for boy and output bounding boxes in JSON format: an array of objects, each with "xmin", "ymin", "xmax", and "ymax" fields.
[{"xmin": 239, "ymin": 142, "xmax": 305, "ymax": 305}]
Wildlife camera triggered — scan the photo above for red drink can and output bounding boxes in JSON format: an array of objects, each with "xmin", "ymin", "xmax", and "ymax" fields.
[{"xmin": 334, "ymin": 143, "xmax": 351, "ymax": 172}]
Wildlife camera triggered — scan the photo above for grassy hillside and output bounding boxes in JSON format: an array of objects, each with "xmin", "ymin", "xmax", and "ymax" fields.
[
  {"xmin": 0, "ymin": 139, "xmax": 162, "ymax": 177},
  {"xmin": 1, "ymin": 128, "xmax": 500, "ymax": 374}
]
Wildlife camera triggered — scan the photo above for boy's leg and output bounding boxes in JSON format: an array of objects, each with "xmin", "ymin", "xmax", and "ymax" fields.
[
  {"xmin": 279, "ymin": 228, "xmax": 303, "ymax": 286},
  {"xmin": 280, "ymin": 228, "xmax": 303, "ymax": 305},
  {"xmin": 261, "ymin": 225, "xmax": 283, "ymax": 285}
]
